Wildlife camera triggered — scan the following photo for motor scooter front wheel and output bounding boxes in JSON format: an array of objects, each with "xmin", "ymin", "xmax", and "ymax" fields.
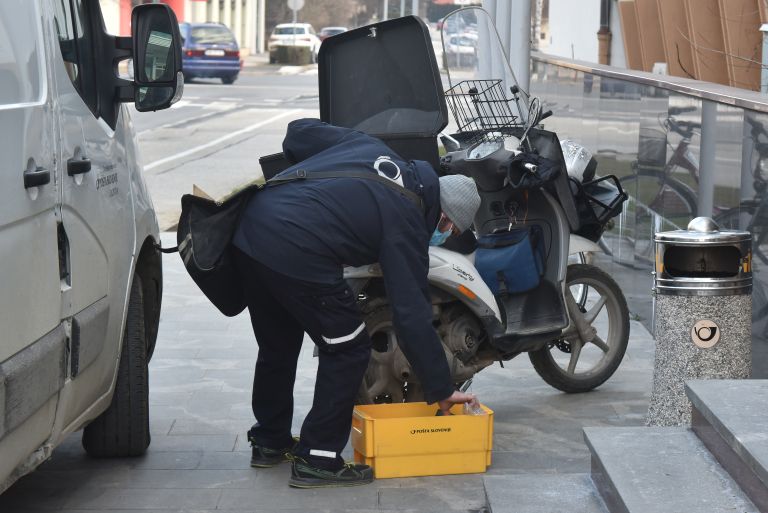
[{"xmin": 529, "ymin": 264, "xmax": 629, "ymax": 393}]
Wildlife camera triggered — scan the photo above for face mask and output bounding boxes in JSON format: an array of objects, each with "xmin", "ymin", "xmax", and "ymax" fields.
[{"xmin": 429, "ymin": 227, "xmax": 451, "ymax": 246}]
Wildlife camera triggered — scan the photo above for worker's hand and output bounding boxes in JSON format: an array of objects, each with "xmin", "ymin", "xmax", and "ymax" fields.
[{"xmin": 437, "ymin": 390, "xmax": 479, "ymax": 416}]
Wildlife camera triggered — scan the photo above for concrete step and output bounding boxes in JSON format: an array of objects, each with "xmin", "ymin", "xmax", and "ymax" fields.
[
  {"xmin": 584, "ymin": 427, "xmax": 758, "ymax": 513},
  {"xmin": 484, "ymin": 474, "xmax": 608, "ymax": 513},
  {"xmin": 686, "ymin": 379, "xmax": 768, "ymax": 511}
]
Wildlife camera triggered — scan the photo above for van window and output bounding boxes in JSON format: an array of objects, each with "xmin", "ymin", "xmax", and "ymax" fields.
[
  {"xmin": 53, "ymin": 0, "xmax": 97, "ymax": 115},
  {"xmin": 53, "ymin": 0, "xmax": 80, "ymax": 87},
  {"xmin": 0, "ymin": 1, "xmax": 43, "ymax": 105}
]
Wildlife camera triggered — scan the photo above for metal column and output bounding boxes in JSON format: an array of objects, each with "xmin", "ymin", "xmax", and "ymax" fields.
[
  {"xmin": 740, "ymin": 112, "xmax": 756, "ymax": 230},
  {"xmin": 510, "ymin": 0, "xmax": 531, "ymax": 93},
  {"xmin": 482, "ymin": 0, "xmax": 531, "ymax": 93},
  {"xmin": 697, "ymin": 100, "xmax": 717, "ymax": 217}
]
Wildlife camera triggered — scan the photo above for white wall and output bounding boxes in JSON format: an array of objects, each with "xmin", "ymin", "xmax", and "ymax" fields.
[
  {"xmin": 543, "ymin": 0, "xmax": 600, "ymax": 62},
  {"xmin": 609, "ymin": 0, "xmax": 626, "ymax": 68},
  {"xmin": 99, "ymin": 0, "xmax": 120, "ymax": 35}
]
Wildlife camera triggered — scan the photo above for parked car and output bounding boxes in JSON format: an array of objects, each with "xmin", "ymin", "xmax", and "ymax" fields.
[
  {"xmin": 268, "ymin": 23, "xmax": 321, "ymax": 63},
  {"xmin": 444, "ymin": 32, "xmax": 478, "ymax": 68},
  {"xmin": 179, "ymin": 22, "xmax": 242, "ymax": 84},
  {"xmin": 0, "ymin": 0, "xmax": 182, "ymax": 495},
  {"xmin": 318, "ymin": 26, "xmax": 348, "ymax": 40}
]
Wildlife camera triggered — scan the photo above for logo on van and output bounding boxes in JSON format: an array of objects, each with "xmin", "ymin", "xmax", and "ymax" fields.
[
  {"xmin": 96, "ymin": 172, "xmax": 118, "ymax": 190},
  {"xmin": 691, "ymin": 319, "xmax": 720, "ymax": 348},
  {"xmin": 96, "ymin": 168, "xmax": 119, "ymax": 197}
]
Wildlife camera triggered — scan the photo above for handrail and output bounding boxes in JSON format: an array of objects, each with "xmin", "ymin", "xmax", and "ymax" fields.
[{"xmin": 532, "ymin": 52, "xmax": 768, "ymax": 114}]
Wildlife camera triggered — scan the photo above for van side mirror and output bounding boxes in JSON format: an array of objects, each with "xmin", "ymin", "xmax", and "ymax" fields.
[{"xmin": 131, "ymin": 4, "xmax": 183, "ymax": 112}]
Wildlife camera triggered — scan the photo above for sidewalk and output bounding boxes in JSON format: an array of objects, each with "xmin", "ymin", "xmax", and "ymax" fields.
[
  {"xmin": 240, "ymin": 52, "xmax": 318, "ymax": 76},
  {"xmin": 242, "ymin": 52, "xmax": 269, "ymax": 70},
  {"xmin": 0, "ymin": 233, "xmax": 655, "ymax": 512}
]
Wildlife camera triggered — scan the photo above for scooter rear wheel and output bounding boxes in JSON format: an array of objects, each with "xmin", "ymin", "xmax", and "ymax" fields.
[{"xmin": 529, "ymin": 264, "xmax": 629, "ymax": 393}]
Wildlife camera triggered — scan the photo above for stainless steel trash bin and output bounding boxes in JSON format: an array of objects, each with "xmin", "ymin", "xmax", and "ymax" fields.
[{"xmin": 647, "ymin": 217, "xmax": 752, "ymax": 426}]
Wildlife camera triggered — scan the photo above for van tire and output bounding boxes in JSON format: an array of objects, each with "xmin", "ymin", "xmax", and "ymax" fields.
[{"xmin": 82, "ymin": 273, "xmax": 150, "ymax": 457}]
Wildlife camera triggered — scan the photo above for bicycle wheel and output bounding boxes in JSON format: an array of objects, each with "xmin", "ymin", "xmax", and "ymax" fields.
[
  {"xmin": 716, "ymin": 202, "xmax": 768, "ymax": 343},
  {"xmin": 620, "ymin": 168, "xmax": 697, "ymax": 262},
  {"xmin": 715, "ymin": 200, "xmax": 768, "ymax": 265}
]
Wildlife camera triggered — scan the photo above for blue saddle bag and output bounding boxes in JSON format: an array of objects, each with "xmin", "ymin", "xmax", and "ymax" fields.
[{"xmin": 475, "ymin": 226, "xmax": 545, "ymax": 295}]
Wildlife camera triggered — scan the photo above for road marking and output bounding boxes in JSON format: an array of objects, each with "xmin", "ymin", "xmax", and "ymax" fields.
[
  {"xmin": 138, "ymin": 105, "xmax": 241, "ymax": 136},
  {"xmin": 171, "ymin": 100, "xmax": 235, "ymax": 110},
  {"xmin": 143, "ymin": 109, "xmax": 299, "ymax": 172}
]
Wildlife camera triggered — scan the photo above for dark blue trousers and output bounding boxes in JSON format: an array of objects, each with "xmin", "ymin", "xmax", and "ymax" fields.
[{"xmin": 233, "ymin": 248, "xmax": 371, "ymax": 470}]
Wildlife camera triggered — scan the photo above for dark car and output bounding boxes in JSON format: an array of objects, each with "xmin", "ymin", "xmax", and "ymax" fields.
[
  {"xmin": 318, "ymin": 26, "xmax": 347, "ymax": 41},
  {"xmin": 179, "ymin": 22, "xmax": 242, "ymax": 84}
]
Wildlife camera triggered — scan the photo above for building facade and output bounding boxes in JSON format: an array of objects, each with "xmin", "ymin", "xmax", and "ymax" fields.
[
  {"xmin": 535, "ymin": 0, "xmax": 767, "ymax": 92},
  {"xmin": 101, "ymin": 0, "xmax": 266, "ymax": 54}
]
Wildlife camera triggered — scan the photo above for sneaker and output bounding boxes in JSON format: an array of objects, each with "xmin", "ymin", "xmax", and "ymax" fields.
[
  {"xmin": 249, "ymin": 436, "xmax": 298, "ymax": 468},
  {"xmin": 288, "ymin": 457, "xmax": 374, "ymax": 488}
]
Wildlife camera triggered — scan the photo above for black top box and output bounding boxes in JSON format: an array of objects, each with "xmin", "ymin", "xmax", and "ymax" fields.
[{"xmin": 318, "ymin": 16, "xmax": 448, "ymax": 168}]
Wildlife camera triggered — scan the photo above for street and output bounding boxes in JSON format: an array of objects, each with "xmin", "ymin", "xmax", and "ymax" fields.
[
  {"xmin": 134, "ymin": 65, "xmax": 320, "ymax": 229},
  {"xmin": 0, "ymin": 231, "xmax": 654, "ymax": 512},
  {"xmin": 0, "ymin": 60, "xmax": 659, "ymax": 512}
]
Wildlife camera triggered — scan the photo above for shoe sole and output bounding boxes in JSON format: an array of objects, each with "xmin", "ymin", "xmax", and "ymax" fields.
[
  {"xmin": 251, "ymin": 456, "xmax": 291, "ymax": 468},
  {"xmin": 288, "ymin": 476, "xmax": 374, "ymax": 489},
  {"xmin": 251, "ymin": 461, "xmax": 285, "ymax": 468}
]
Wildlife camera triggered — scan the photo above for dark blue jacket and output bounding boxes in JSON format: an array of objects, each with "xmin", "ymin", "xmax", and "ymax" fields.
[{"xmin": 233, "ymin": 118, "xmax": 453, "ymax": 403}]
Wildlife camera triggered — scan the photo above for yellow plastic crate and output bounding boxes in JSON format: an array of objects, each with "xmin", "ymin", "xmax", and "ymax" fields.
[{"xmin": 351, "ymin": 402, "xmax": 493, "ymax": 478}]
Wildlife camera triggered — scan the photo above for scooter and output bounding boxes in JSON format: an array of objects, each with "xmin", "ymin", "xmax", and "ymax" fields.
[{"xmin": 344, "ymin": 7, "xmax": 630, "ymax": 403}]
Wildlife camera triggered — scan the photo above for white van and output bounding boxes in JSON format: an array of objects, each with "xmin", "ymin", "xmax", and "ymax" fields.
[{"xmin": 0, "ymin": 0, "xmax": 183, "ymax": 493}]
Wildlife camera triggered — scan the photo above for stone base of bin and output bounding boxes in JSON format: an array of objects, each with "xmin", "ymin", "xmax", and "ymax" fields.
[{"xmin": 646, "ymin": 294, "xmax": 751, "ymax": 427}]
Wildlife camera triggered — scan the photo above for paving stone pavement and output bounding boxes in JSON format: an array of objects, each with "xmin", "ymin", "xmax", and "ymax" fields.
[{"xmin": 0, "ymin": 233, "xmax": 655, "ymax": 512}]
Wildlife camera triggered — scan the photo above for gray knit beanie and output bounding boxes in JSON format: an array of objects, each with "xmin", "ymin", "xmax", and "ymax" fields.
[{"xmin": 439, "ymin": 175, "xmax": 481, "ymax": 232}]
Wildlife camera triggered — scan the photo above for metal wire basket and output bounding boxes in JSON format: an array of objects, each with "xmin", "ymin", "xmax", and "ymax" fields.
[{"xmin": 444, "ymin": 79, "xmax": 521, "ymax": 143}]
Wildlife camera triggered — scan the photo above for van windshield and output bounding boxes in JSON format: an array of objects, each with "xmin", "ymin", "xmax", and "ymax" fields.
[{"xmin": 191, "ymin": 26, "xmax": 235, "ymax": 44}]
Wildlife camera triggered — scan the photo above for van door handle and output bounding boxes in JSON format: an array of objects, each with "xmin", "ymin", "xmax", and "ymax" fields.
[
  {"xmin": 24, "ymin": 167, "xmax": 50, "ymax": 188},
  {"xmin": 68, "ymin": 157, "xmax": 91, "ymax": 176}
]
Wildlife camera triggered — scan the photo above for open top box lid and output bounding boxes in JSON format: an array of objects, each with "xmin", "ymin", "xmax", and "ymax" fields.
[{"xmin": 318, "ymin": 16, "xmax": 448, "ymax": 140}]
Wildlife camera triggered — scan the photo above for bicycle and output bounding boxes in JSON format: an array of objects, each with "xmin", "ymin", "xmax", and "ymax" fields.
[
  {"xmin": 714, "ymin": 115, "xmax": 768, "ymax": 265},
  {"xmin": 713, "ymin": 115, "xmax": 768, "ymax": 336},
  {"xmin": 620, "ymin": 106, "xmax": 702, "ymax": 262}
]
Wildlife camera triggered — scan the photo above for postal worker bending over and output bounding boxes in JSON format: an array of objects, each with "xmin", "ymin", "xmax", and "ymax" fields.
[{"xmin": 232, "ymin": 118, "xmax": 481, "ymax": 488}]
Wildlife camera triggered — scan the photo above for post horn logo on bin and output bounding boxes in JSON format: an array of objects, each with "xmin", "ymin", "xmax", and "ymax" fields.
[{"xmin": 691, "ymin": 320, "xmax": 720, "ymax": 348}]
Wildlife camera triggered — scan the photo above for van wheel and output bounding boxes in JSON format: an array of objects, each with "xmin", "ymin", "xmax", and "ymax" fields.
[{"xmin": 82, "ymin": 273, "xmax": 150, "ymax": 457}]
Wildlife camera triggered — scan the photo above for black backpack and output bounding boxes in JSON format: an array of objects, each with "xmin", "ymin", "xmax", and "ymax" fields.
[{"xmin": 161, "ymin": 169, "xmax": 424, "ymax": 317}]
